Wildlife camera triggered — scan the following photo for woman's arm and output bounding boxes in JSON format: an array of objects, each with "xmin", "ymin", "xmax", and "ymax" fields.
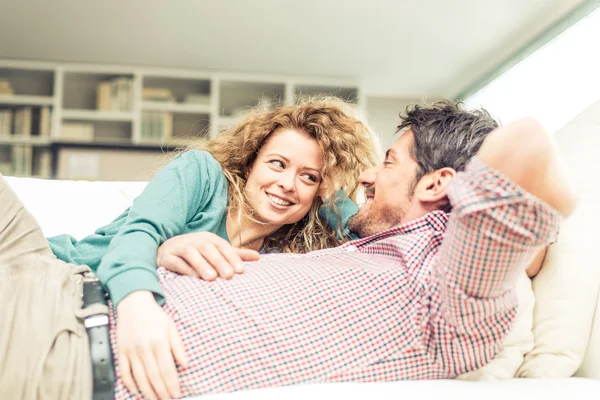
[
  {"xmin": 97, "ymin": 150, "xmax": 228, "ymax": 307},
  {"xmin": 105, "ymin": 150, "xmax": 228, "ymax": 400}
]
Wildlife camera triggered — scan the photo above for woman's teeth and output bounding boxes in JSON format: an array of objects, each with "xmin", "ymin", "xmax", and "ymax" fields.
[{"xmin": 268, "ymin": 194, "xmax": 291, "ymax": 206}]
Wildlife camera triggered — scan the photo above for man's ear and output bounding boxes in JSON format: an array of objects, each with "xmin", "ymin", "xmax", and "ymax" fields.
[{"xmin": 415, "ymin": 168, "xmax": 456, "ymax": 205}]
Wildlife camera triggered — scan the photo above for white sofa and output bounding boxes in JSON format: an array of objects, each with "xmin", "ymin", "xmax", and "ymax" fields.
[{"xmin": 5, "ymin": 100, "xmax": 600, "ymax": 399}]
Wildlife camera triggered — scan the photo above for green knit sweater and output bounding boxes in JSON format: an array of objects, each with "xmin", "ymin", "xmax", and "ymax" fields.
[{"xmin": 49, "ymin": 150, "xmax": 229, "ymax": 306}]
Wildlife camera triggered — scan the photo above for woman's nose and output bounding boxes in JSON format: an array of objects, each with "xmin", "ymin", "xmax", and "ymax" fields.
[{"xmin": 278, "ymin": 172, "xmax": 296, "ymax": 191}]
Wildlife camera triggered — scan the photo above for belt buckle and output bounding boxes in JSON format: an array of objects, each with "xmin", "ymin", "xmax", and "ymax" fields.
[{"xmin": 84, "ymin": 314, "xmax": 109, "ymax": 329}]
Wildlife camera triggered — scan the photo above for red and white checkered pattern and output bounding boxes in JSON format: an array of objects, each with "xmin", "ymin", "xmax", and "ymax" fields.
[{"xmin": 111, "ymin": 157, "xmax": 560, "ymax": 398}]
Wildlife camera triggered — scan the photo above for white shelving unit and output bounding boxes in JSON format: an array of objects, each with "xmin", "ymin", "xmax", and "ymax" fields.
[
  {"xmin": 62, "ymin": 109, "xmax": 135, "ymax": 122},
  {"xmin": 141, "ymin": 102, "xmax": 211, "ymax": 114},
  {"xmin": 0, "ymin": 136, "xmax": 52, "ymax": 146},
  {"xmin": 0, "ymin": 59, "xmax": 363, "ymax": 180},
  {"xmin": 0, "ymin": 95, "xmax": 55, "ymax": 106}
]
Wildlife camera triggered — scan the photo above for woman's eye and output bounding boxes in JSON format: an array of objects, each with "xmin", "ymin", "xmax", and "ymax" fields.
[
  {"xmin": 269, "ymin": 160, "xmax": 285, "ymax": 169},
  {"xmin": 302, "ymin": 174, "xmax": 318, "ymax": 183}
]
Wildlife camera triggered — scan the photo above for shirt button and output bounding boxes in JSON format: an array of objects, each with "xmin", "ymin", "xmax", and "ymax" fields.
[{"xmin": 345, "ymin": 245, "xmax": 358, "ymax": 252}]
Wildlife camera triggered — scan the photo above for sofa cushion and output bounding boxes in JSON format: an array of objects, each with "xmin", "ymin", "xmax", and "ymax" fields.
[
  {"xmin": 5, "ymin": 176, "xmax": 147, "ymax": 240},
  {"xmin": 516, "ymin": 99, "xmax": 600, "ymax": 377}
]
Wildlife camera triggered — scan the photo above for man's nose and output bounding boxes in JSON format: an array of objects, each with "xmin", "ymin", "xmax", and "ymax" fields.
[{"xmin": 359, "ymin": 165, "xmax": 381, "ymax": 187}]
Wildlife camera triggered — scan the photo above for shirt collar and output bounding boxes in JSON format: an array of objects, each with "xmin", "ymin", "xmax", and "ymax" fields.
[{"xmin": 343, "ymin": 210, "xmax": 449, "ymax": 248}]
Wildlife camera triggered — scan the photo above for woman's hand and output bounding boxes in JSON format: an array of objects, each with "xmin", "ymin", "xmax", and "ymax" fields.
[
  {"xmin": 157, "ymin": 232, "xmax": 260, "ymax": 280},
  {"xmin": 116, "ymin": 290, "xmax": 188, "ymax": 400}
]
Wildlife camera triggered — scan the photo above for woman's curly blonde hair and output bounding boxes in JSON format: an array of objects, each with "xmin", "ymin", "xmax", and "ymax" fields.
[{"xmin": 189, "ymin": 96, "xmax": 380, "ymax": 253}]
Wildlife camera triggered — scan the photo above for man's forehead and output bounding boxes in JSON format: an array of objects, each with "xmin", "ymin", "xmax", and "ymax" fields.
[
  {"xmin": 397, "ymin": 125, "xmax": 411, "ymax": 136},
  {"xmin": 389, "ymin": 129, "xmax": 414, "ymax": 155}
]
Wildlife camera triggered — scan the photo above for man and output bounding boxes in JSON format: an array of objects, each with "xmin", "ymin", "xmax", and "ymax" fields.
[{"xmin": 0, "ymin": 101, "xmax": 575, "ymax": 400}]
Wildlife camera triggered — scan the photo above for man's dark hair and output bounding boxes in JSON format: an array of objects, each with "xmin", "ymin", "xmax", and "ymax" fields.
[{"xmin": 397, "ymin": 100, "xmax": 499, "ymax": 212}]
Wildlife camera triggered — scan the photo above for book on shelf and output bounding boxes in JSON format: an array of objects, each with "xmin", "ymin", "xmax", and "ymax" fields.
[
  {"xmin": 0, "ymin": 161, "xmax": 11, "ymax": 175},
  {"xmin": 60, "ymin": 122, "xmax": 94, "ymax": 142},
  {"xmin": 0, "ymin": 110, "xmax": 13, "ymax": 136},
  {"xmin": 0, "ymin": 106, "xmax": 52, "ymax": 138},
  {"xmin": 141, "ymin": 112, "xmax": 173, "ymax": 142},
  {"xmin": 13, "ymin": 107, "xmax": 32, "ymax": 137},
  {"xmin": 34, "ymin": 148, "xmax": 52, "ymax": 178},
  {"xmin": 0, "ymin": 80, "xmax": 14, "ymax": 96},
  {"xmin": 96, "ymin": 77, "xmax": 134, "ymax": 112},
  {"xmin": 184, "ymin": 94, "xmax": 210, "ymax": 105},
  {"xmin": 27, "ymin": 106, "xmax": 52, "ymax": 138},
  {"xmin": 11, "ymin": 145, "xmax": 32, "ymax": 176},
  {"xmin": 143, "ymin": 88, "xmax": 176, "ymax": 102},
  {"xmin": 8, "ymin": 145, "xmax": 51, "ymax": 178},
  {"xmin": 142, "ymin": 88, "xmax": 210, "ymax": 105},
  {"xmin": 39, "ymin": 106, "xmax": 52, "ymax": 137}
]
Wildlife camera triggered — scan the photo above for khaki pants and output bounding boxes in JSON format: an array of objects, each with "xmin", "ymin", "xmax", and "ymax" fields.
[{"xmin": 0, "ymin": 174, "xmax": 102, "ymax": 399}]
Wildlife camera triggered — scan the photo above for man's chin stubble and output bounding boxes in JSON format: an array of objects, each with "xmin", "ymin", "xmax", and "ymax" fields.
[
  {"xmin": 348, "ymin": 212, "xmax": 378, "ymax": 239},
  {"xmin": 348, "ymin": 208, "xmax": 403, "ymax": 238}
]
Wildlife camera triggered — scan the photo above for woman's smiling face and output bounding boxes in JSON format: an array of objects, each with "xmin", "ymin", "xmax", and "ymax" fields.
[{"xmin": 244, "ymin": 128, "xmax": 324, "ymax": 229}]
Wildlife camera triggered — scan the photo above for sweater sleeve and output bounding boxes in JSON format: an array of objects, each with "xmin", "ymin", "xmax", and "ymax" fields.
[
  {"xmin": 318, "ymin": 190, "xmax": 360, "ymax": 241},
  {"xmin": 97, "ymin": 150, "xmax": 224, "ymax": 307}
]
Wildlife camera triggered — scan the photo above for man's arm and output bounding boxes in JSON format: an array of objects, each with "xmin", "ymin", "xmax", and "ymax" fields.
[
  {"xmin": 478, "ymin": 117, "xmax": 576, "ymax": 218},
  {"xmin": 428, "ymin": 117, "xmax": 576, "ymax": 375}
]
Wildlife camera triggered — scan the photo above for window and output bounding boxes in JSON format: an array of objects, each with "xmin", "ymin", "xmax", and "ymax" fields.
[{"xmin": 464, "ymin": 7, "xmax": 600, "ymax": 135}]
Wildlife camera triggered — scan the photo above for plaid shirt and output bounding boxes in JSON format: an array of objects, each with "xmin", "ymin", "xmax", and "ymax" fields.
[{"xmin": 111, "ymin": 157, "xmax": 560, "ymax": 398}]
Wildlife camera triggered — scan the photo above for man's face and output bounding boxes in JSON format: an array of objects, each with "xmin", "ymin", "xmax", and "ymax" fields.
[{"xmin": 348, "ymin": 130, "xmax": 420, "ymax": 238}]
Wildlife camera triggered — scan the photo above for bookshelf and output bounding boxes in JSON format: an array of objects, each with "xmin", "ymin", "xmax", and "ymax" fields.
[{"xmin": 0, "ymin": 59, "xmax": 364, "ymax": 180}]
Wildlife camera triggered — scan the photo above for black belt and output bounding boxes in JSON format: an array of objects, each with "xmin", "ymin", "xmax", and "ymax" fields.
[{"xmin": 83, "ymin": 279, "xmax": 116, "ymax": 400}]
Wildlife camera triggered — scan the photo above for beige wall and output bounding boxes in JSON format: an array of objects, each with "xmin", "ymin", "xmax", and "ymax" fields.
[{"xmin": 365, "ymin": 96, "xmax": 420, "ymax": 150}]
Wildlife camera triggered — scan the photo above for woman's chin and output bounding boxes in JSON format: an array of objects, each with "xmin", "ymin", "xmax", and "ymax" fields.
[{"xmin": 255, "ymin": 212, "xmax": 301, "ymax": 229}]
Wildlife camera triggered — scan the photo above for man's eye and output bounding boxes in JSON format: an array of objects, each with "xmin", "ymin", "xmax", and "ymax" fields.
[{"xmin": 269, "ymin": 160, "xmax": 285, "ymax": 168}]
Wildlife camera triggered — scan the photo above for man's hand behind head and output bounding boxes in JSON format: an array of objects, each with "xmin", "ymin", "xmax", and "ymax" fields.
[
  {"xmin": 526, "ymin": 246, "xmax": 548, "ymax": 278},
  {"xmin": 477, "ymin": 117, "xmax": 577, "ymax": 218}
]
